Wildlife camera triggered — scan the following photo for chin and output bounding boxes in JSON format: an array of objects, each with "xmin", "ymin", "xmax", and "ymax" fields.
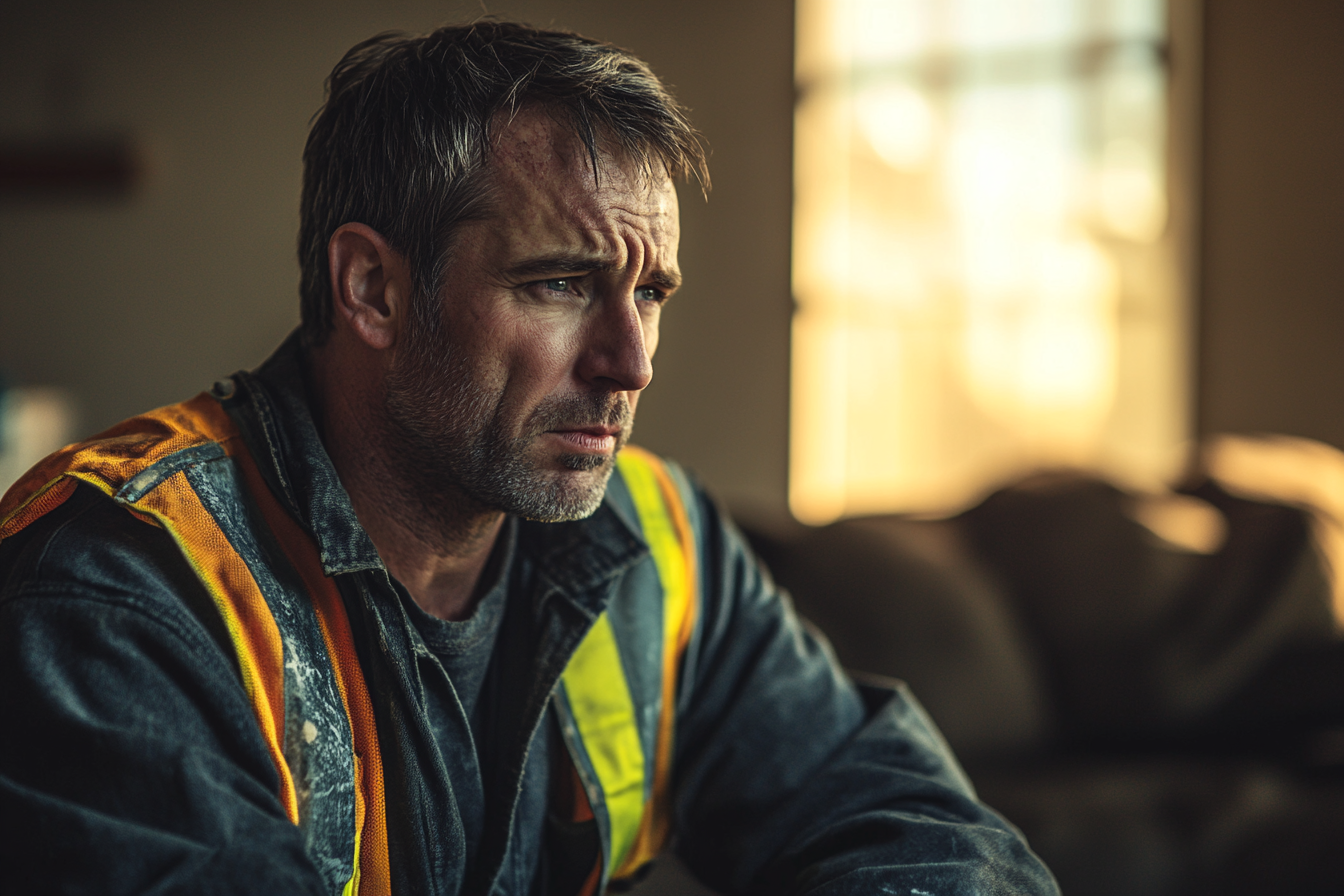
[
  {"xmin": 500, "ymin": 461, "xmax": 614, "ymax": 523},
  {"xmin": 559, "ymin": 452, "xmax": 612, "ymax": 473}
]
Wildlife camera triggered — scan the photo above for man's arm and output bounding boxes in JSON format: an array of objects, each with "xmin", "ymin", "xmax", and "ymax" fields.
[
  {"xmin": 0, "ymin": 484, "xmax": 327, "ymax": 895},
  {"xmin": 667, "ymin": 477, "xmax": 1059, "ymax": 895}
]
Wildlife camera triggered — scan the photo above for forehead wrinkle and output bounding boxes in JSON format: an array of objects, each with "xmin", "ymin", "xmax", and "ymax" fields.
[
  {"xmin": 489, "ymin": 111, "xmax": 672, "ymax": 213},
  {"xmin": 483, "ymin": 175, "xmax": 676, "ymax": 270},
  {"xmin": 473, "ymin": 108, "xmax": 680, "ymax": 285}
]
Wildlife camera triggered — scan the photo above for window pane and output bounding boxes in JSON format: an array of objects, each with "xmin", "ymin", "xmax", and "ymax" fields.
[{"xmin": 792, "ymin": 0, "xmax": 1182, "ymax": 522}]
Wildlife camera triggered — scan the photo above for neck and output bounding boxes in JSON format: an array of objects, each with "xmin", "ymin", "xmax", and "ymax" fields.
[{"xmin": 308, "ymin": 346, "xmax": 503, "ymax": 621}]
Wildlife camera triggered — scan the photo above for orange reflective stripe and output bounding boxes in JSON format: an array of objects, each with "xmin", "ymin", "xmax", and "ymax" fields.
[
  {"xmin": 0, "ymin": 477, "xmax": 76, "ymax": 539},
  {"xmin": 139, "ymin": 471, "xmax": 298, "ymax": 821},
  {"xmin": 644, "ymin": 455, "xmax": 699, "ymax": 851},
  {"xmin": 567, "ymin": 763, "xmax": 596, "ymax": 823},
  {"xmin": 1, "ymin": 392, "xmax": 391, "ymax": 890},
  {"xmin": 124, "ymin": 397, "xmax": 301, "ymax": 823},
  {"xmin": 231, "ymin": 445, "xmax": 391, "ymax": 895},
  {"xmin": 134, "ymin": 475, "xmax": 300, "ymax": 823},
  {"xmin": 0, "ymin": 395, "xmax": 301, "ymax": 823},
  {"xmin": 1, "ymin": 393, "xmax": 234, "ymax": 519},
  {"xmin": 312, "ymin": 586, "xmax": 390, "ymax": 896},
  {"xmin": 577, "ymin": 860, "xmax": 602, "ymax": 896}
]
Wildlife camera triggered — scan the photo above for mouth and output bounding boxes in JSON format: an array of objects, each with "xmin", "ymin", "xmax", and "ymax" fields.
[{"xmin": 544, "ymin": 424, "xmax": 622, "ymax": 454}]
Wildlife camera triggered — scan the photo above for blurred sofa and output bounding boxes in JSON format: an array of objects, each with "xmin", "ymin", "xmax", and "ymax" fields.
[{"xmin": 740, "ymin": 468, "xmax": 1344, "ymax": 896}]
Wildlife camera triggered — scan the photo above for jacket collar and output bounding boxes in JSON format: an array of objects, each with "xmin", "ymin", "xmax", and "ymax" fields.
[
  {"xmin": 519, "ymin": 501, "xmax": 647, "ymax": 620},
  {"xmin": 230, "ymin": 330, "xmax": 384, "ymax": 575},
  {"xmin": 226, "ymin": 330, "xmax": 649, "ymax": 610}
]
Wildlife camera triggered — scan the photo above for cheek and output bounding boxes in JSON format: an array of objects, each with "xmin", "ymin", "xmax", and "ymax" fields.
[
  {"xmin": 642, "ymin": 313, "xmax": 661, "ymax": 361},
  {"xmin": 506, "ymin": 316, "xmax": 586, "ymax": 391}
]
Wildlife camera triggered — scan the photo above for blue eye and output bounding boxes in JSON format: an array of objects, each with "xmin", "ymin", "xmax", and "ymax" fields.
[
  {"xmin": 544, "ymin": 278, "xmax": 570, "ymax": 292},
  {"xmin": 635, "ymin": 286, "xmax": 664, "ymax": 302}
]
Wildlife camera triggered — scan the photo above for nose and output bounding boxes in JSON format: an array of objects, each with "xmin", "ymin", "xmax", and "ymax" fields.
[{"xmin": 577, "ymin": 292, "xmax": 654, "ymax": 393}]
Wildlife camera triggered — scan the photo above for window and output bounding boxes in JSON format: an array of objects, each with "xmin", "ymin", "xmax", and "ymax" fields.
[{"xmin": 792, "ymin": 0, "xmax": 1184, "ymax": 523}]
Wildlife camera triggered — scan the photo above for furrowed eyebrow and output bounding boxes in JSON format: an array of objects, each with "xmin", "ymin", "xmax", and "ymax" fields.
[
  {"xmin": 648, "ymin": 269, "xmax": 682, "ymax": 292},
  {"xmin": 502, "ymin": 254, "xmax": 682, "ymax": 292},
  {"xmin": 502, "ymin": 254, "xmax": 615, "ymax": 281}
]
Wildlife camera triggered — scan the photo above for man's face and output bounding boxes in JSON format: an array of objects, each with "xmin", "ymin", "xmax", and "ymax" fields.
[{"xmin": 384, "ymin": 110, "xmax": 681, "ymax": 524}]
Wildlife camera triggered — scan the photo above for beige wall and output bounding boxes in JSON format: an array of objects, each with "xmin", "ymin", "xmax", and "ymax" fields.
[
  {"xmin": 1199, "ymin": 0, "xmax": 1344, "ymax": 452},
  {"xmin": 0, "ymin": 0, "xmax": 795, "ymax": 515}
]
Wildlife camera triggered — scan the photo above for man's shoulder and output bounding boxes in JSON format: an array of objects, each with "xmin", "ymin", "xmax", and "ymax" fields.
[
  {"xmin": 0, "ymin": 388, "xmax": 235, "ymax": 548},
  {"xmin": 0, "ymin": 480, "xmax": 232, "ymax": 655}
]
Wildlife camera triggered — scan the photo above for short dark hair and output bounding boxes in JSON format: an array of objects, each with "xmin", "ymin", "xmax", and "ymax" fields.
[{"xmin": 297, "ymin": 20, "xmax": 709, "ymax": 347}]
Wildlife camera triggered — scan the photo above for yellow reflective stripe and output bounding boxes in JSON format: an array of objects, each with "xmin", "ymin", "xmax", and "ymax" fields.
[
  {"xmin": 617, "ymin": 449, "xmax": 689, "ymax": 644},
  {"xmin": 562, "ymin": 612, "xmax": 646, "ymax": 875},
  {"xmin": 611, "ymin": 447, "xmax": 695, "ymax": 877}
]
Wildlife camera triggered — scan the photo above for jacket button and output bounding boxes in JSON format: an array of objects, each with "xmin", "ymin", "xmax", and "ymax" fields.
[{"xmin": 211, "ymin": 378, "xmax": 236, "ymax": 399}]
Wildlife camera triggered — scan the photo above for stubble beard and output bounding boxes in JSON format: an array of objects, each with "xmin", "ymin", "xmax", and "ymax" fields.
[{"xmin": 382, "ymin": 312, "xmax": 632, "ymax": 534}]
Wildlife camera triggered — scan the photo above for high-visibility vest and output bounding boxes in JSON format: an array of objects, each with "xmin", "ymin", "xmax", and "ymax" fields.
[{"xmin": 0, "ymin": 388, "xmax": 698, "ymax": 896}]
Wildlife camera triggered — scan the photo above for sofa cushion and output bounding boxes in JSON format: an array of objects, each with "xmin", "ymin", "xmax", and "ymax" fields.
[{"xmin": 744, "ymin": 516, "xmax": 1053, "ymax": 759}]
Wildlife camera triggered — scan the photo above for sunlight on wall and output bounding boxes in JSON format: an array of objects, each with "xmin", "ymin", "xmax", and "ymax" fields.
[{"xmin": 792, "ymin": 0, "xmax": 1186, "ymax": 523}]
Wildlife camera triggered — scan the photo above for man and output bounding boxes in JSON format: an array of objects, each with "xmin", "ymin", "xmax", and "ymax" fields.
[{"xmin": 0, "ymin": 21, "xmax": 1057, "ymax": 896}]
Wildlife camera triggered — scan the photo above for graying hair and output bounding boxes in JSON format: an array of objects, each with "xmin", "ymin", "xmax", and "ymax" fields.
[{"xmin": 297, "ymin": 20, "xmax": 709, "ymax": 346}]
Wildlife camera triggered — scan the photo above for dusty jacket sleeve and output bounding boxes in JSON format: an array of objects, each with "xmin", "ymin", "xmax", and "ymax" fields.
[
  {"xmin": 0, "ymin": 485, "xmax": 327, "ymax": 896},
  {"xmin": 667, "ymin": 477, "xmax": 1059, "ymax": 896}
]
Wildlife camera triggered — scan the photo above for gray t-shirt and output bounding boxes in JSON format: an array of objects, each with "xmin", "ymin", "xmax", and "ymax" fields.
[
  {"xmin": 394, "ymin": 517, "xmax": 517, "ymax": 870},
  {"xmin": 403, "ymin": 557, "xmax": 511, "ymax": 724}
]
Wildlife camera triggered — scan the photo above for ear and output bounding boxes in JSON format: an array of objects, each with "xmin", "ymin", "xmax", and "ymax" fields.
[{"xmin": 327, "ymin": 223, "xmax": 415, "ymax": 351}]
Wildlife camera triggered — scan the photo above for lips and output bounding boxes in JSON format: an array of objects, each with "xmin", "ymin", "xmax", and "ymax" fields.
[
  {"xmin": 529, "ymin": 394, "xmax": 631, "ymax": 455},
  {"xmin": 568, "ymin": 424, "xmax": 621, "ymax": 437},
  {"xmin": 546, "ymin": 425, "xmax": 621, "ymax": 453}
]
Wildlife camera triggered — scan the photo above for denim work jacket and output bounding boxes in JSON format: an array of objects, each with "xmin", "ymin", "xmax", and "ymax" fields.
[{"xmin": 0, "ymin": 333, "xmax": 1058, "ymax": 895}]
